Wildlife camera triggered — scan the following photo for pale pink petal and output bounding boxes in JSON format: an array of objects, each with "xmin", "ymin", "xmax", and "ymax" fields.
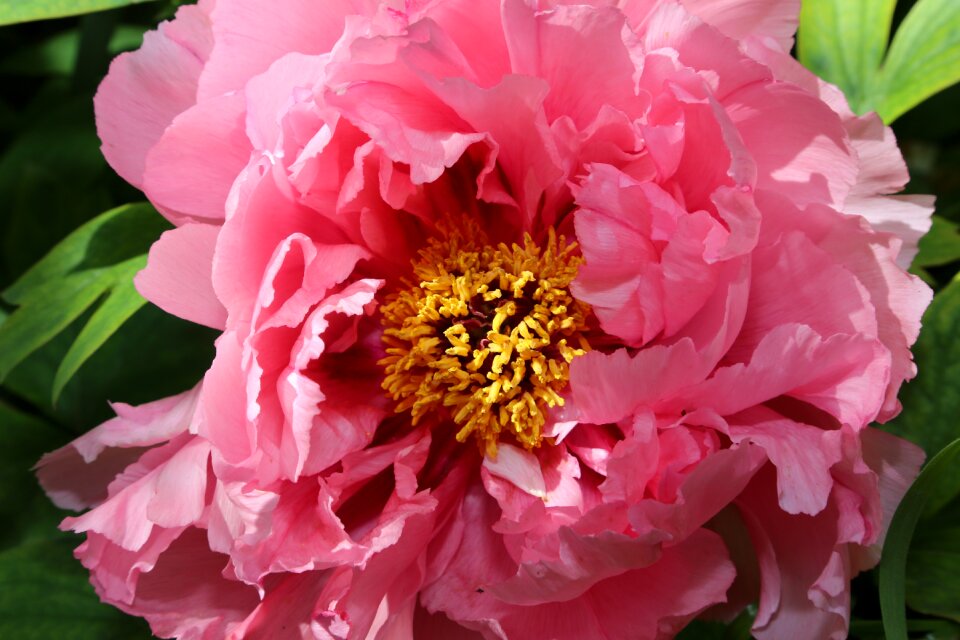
[
  {"xmin": 851, "ymin": 428, "xmax": 924, "ymax": 568},
  {"xmin": 483, "ymin": 443, "xmax": 547, "ymax": 500},
  {"xmin": 729, "ymin": 406, "xmax": 843, "ymax": 515},
  {"xmin": 94, "ymin": 1, "xmax": 213, "ymax": 190},
  {"xmin": 135, "ymin": 223, "xmax": 227, "ymax": 329},
  {"xmin": 143, "ymin": 92, "xmax": 252, "ymax": 222},
  {"xmin": 845, "ymin": 195, "xmax": 935, "ymax": 269},
  {"xmin": 680, "ymin": 0, "xmax": 800, "ymax": 51},
  {"xmin": 63, "ymin": 436, "xmax": 210, "ymax": 550},
  {"xmin": 244, "ymin": 52, "xmax": 330, "ymax": 152},
  {"xmin": 725, "ymin": 81, "xmax": 857, "ymax": 209},
  {"xmin": 37, "ymin": 388, "xmax": 200, "ymax": 510},
  {"xmin": 738, "ymin": 470, "xmax": 850, "ymax": 640},
  {"xmin": 501, "ymin": 0, "xmax": 642, "ymax": 128},
  {"xmin": 198, "ymin": 0, "xmax": 363, "ymax": 100}
]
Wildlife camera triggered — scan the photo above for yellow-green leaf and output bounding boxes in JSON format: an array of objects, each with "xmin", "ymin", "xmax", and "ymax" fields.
[{"xmin": 0, "ymin": 0, "xmax": 158, "ymax": 26}]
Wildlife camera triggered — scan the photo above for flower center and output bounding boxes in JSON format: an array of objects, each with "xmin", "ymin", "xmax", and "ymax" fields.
[{"xmin": 379, "ymin": 222, "xmax": 590, "ymax": 457}]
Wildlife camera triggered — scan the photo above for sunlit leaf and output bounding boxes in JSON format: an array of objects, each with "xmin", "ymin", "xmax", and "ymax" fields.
[
  {"xmin": 797, "ymin": 0, "xmax": 897, "ymax": 113},
  {"xmin": 875, "ymin": 0, "xmax": 960, "ymax": 122},
  {"xmin": 0, "ymin": 0, "xmax": 158, "ymax": 26}
]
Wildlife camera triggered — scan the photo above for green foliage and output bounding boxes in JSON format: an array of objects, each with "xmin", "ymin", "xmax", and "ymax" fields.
[
  {"xmin": 0, "ymin": 402, "xmax": 153, "ymax": 639},
  {"xmin": 0, "ymin": 203, "xmax": 168, "ymax": 401},
  {"xmin": 875, "ymin": 0, "xmax": 960, "ymax": 123},
  {"xmin": 0, "ymin": 537, "xmax": 152, "ymax": 639},
  {"xmin": 914, "ymin": 216, "xmax": 960, "ymax": 269},
  {"xmin": 798, "ymin": 0, "xmax": 896, "ymax": 113},
  {"xmin": 799, "ymin": 0, "xmax": 960, "ymax": 122},
  {"xmin": 0, "ymin": 26, "xmax": 144, "ymax": 76},
  {"xmin": 0, "ymin": 0, "xmax": 158, "ymax": 26},
  {"xmin": 906, "ymin": 495, "xmax": 960, "ymax": 622},
  {"xmin": 886, "ymin": 277, "xmax": 960, "ymax": 474},
  {"xmin": 675, "ymin": 609, "xmax": 754, "ymax": 639},
  {"xmin": 880, "ymin": 439, "xmax": 960, "ymax": 640}
]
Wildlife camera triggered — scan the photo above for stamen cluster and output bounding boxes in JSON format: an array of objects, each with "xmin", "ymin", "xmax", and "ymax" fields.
[{"xmin": 380, "ymin": 222, "xmax": 590, "ymax": 457}]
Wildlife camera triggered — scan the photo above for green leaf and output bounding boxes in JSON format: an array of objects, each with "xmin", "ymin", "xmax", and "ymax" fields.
[
  {"xmin": 0, "ymin": 95, "xmax": 115, "ymax": 287},
  {"xmin": 850, "ymin": 618, "xmax": 960, "ymax": 639},
  {"xmin": 0, "ymin": 401, "xmax": 66, "ymax": 549},
  {"xmin": 0, "ymin": 0, "xmax": 159, "ymax": 26},
  {"xmin": 879, "ymin": 439, "xmax": 960, "ymax": 640},
  {"xmin": 886, "ymin": 277, "xmax": 960, "ymax": 459},
  {"xmin": 0, "ymin": 537, "xmax": 153, "ymax": 639},
  {"xmin": 676, "ymin": 608, "xmax": 754, "ymax": 639},
  {"xmin": 0, "ymin": 402, "xmax": 152, "ymax": 638},
  {"xmin": 0, "ymin": 270, "xmax": 115, "ymax": 381},
  {"xmin": 914, "ymin": 215, "xmax": 960, "ymax": 269},
  {"xmin": 903, "ymin": 491, "xmax": 960, "ymax": 623},
  {"xmin": 0, "ymin": 203, "xmax": 168, "ymax": 396},
  {"xmin": 0, "ymin": 26, "xmax": 145, "ymax": 77},
  {"xmin": 52, "ymin": 262, "xmax": 147, "ymax": 402},
  {"xmin": 797, "ymin": 0, "xmax": 897, "ymax": 113},
  {"xmin": 875, "ymin": 0, "xmax": 960, "ymax": 122}
]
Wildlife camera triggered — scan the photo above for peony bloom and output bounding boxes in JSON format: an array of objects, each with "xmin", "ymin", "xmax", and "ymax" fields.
[{"xmin": 37, "ymin": 0, "xmax": 935, "ymax": 638}]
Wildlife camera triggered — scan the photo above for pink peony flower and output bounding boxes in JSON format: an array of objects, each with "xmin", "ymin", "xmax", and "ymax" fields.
[{"xmin": 38, "ymin": 0, "xmax": 935, "ymax": 638}]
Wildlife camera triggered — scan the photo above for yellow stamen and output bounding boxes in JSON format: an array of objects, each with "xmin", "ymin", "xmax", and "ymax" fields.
[{"xmin": 379, "ymin": 220, "xmax": 591, "ymax": 458}]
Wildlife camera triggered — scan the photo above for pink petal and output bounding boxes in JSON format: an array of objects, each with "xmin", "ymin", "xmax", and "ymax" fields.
[
  {"xmin": 63, "ymin": 436, "xmax": 210, "ymax": 550},
  {"xmin": 36, "ymin": 388, "xmax": 200, "ymax": 510},
  {"xmin": 94, "ymin": 1, "xmax": 213, "ymax": 190},
  {"xmin": 143, "ymin": 92, "xmax": 252, "ymax": 222},
  {"xmin": 231, "ymin": 572, "xmax": 329, "ymax": 639},
  {"xmin": 212, "ymin": 162, "xmax": 350, "ymax": 323},
  {"xmin": 483, "ymin": 443, "xmax": 547, "ymax": 500},
  {"xmin": 730, "ymin": 230, "xmax": 879, "ymax": 362},
  {"xmin": 677, "ymin": 324, "xmax": 889, "ymax": 428},
  {"xmin": 198, "ymin": 0, "xmax": 361, "ymax": 100},
  {"xmin": 570, "ymin": 339, "xmax": 703, "ymax": 425},
  {"xmin": 501, "ymin": 0, "xmax": 642, "ymax": 128},
  {"xmin": 135, "ymin": 223, "xmax": 227, "ymax": 329},
  {"xmin": 116, "ymin": 529, "xmax": 259, "ymax": 639},
  {"xmin": 729, "ymin": 406, "xmax": 843, "ymax": 515},
  {"xmin": 725, "ymin": 81, "xmax": 857, "ymax": 209},
  {"xmin": 681, "ymin": 0, "xmax": 800, "ymax": 51}
]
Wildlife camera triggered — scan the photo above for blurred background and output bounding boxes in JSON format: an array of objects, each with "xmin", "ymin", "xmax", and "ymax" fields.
[{"xmin": 0, "ymin": 1, "xmax": 957, "ymax": 638}]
